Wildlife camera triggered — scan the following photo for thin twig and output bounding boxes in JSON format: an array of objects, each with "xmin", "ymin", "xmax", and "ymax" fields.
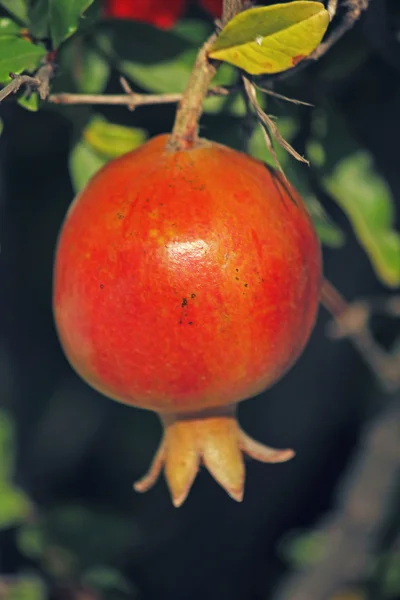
[
  {"xmin": 48, "ymin": 81, "xmax": 231, "ymax": 108},
  {"xmin": 243, "ymin": 76, "xmax": 309, "ymax": 177},
  {"xmin": 254, "ymin": 84, "xmax": 314, "ymax": 107},
  {"xmin": 321, "ymin": 279, "xmax": 400, "ymax": 392},
  {"xmin": 312, "ymin": 0, "xmax": 370, "ymax": 61},
  {"xmin": 0, "ymin": 63, "xmax": 54, "ymax": 103},
  {"xmin": 45, "ymin": 85, "xmax": 228, "ymax": 108}
]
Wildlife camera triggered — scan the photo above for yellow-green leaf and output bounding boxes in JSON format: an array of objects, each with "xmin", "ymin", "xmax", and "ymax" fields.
[
  {"xmin": 311, "ymin": 108, "xmax": 400, "ymax": 288},
  {"xmin": 208, "ymin": 1, "xmax": 329, "ymax": 75},
  {"xmin": 83, "ymin": 115, "xmax": 147, "ymax": 159}
]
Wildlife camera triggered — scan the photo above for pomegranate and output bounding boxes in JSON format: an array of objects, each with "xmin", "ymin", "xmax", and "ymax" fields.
[{"xmin": 53, "ymin": 134, "xmax": 321, "ymax": 506}]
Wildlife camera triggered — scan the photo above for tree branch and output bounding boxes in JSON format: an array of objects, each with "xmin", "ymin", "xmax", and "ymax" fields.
[
  {"xmin": 0, "ymin": 63, "xmax": 54, "ymax": 103},
  {"xmin": 0, "ymin": 72, "xmax": 231, "ymax": 109},
  {"xmin": 273, "ymin": 396, "xmax": 400, "ymax": 600},
  {"xmin": 222, "ymin": 0, "xmax": 244, "ymax": 23},
  {"xmin": 321, "ymin": 279, "xmax": 400, "ymax": 393}
]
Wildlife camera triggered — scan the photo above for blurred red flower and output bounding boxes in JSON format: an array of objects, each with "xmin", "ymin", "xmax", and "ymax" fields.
[{"xmin": 103, "ymin": 0, "xmax": 223, "ymax": 29}]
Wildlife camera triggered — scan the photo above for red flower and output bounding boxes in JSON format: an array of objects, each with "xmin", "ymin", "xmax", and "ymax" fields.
[{"xmin": 103, "ymin": 0, "xmax": 223, "ymax": 29}]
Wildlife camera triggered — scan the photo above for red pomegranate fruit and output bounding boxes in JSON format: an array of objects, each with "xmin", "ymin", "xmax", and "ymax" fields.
[{"xmin": 53, "ymin": 134, "xmax": 321, "ymax": 506}]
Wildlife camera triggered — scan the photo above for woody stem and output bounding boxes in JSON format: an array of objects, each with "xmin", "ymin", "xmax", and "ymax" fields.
[{"xmin": 168, "ymin": 0, "xmax": 244, "ymax": 151}]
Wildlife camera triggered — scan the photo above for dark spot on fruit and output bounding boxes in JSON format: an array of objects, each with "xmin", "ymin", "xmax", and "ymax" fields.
[
  {"xmin": 261, "ymin": 278, "xmax": 265, "ymax": 283},
  {"xmin": 159, "ymin": 203, "xmax": 164, "ymax": 206},
  {"xmin": 235, "ymin": 268, "xmax": 239, "ymax": 272},
  {"xmin": 188, "ymin": 321, "xmax": 193, "ymax": 325},
  {"xmin": 244, "ymin": 283, "xmax": 248, "ymax": 287},
  {"xmin": 100, "ymin": 284, "xmax": 104, "ymax": 289},
  {"xmin": 145, "ymin": 198, "xmax": 150, "ymax": 202},
  {"xmin": 235, "ymin": 277, "xmax": 239, "ymax": 281},
  {"xmin": 179, "ymin": 320, "xmax": 182, "ymax": 324},
  {"xmin": 181, "ymin": 298, "xmax": 188, "ymax": 308},
  {"xmin": 117, "ymin": 213, "xmax": 124, "ymax": 220},
  {"xmin": 191, "ymin": 293, "xmax": 196, "ymax": 299}
]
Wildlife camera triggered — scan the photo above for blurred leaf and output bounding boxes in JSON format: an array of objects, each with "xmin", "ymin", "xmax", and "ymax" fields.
[
  {"xmin": 17, "ymin": 92, "xmax": 40, "ymax": 111},
  {"xmin": 46, "ymin": 506, "xmax": 134, "ymax": 567},
  {"xmin": 312, "ymin": 108, "xmax": 400, "ymax": 287},
  {"xmin": 28, "ymin": 0, "xmax": 50, "ymax": 39},
  {"xmin": 96, "ymin": 21, "xmax": 193, "ymax": 94},
  {"xmin": 5, "ymin": 573, "xmax": 47, "ymax": 600},
  {"xmin": 0, "ymin": 409, "xmax": 14, "ymax": 481},
  {"xmin": 82, "ymin": 566, "xmax": 134, "ymax": 594},
  {"xmin": 173, "ymin": 18, "xmax": 211, "ymax": 44},
  {"xmin": 0, "ymin": 36, "xmax": 46, "ymax": 81},
  {"xmin": 304, "ymin": 196, "xmax": 345, "ymax": 248},
  {"xmin": 17, "ymin": 522, "xmax": 46, "ymax": 559},
  {"xmin": 0, "ymin": 17, "xmax": 22, "ymax": 35},
  {"xmin": 249, "ymin": 120, "xmax": 345, "ymax": 247},
  {"xmin": 75, "ymin": 45, "xmax": 110, "ymax": 94},
  {"xmin": 382, "ymin": 552, "xmax": 400, "ymax": 597},
  {"xmin": 0, "ymin": 485, "xmax": 32, "ymax": 529},
  {"xmin": 0, "ymin": 116, "xmax": 3, "ymax": 135},
  {"xmin": 0, "ymin": 0, "xmax": 29, "ymax": 24},
  {"xmin": 208, "ymin": 1, "xmax": 329, "ymax": 75},
  {"xmin": 69, "ymin": 140, "xmax": 107, "ymax": 193},
  {"xmin": 278, "ymin": 529, "xmax": 329, "ymax": 567},
  {"xmin": 49, "ymin": 0, "xmax": 95, "ymax": 49},
  {"xmin": 83, "ymin": 115, "xmax": 147, "ymax": 158}
]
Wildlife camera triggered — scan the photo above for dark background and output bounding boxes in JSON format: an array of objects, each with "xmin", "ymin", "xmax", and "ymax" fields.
[{"xmin": 1, "ymin": 1, "xmax": 399, "ymax": 599}]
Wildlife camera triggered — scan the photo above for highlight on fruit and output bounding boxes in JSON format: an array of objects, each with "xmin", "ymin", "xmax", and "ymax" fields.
[{"xmin": 53, "ymin": 134, "xmax": 322, "ymax": 507}]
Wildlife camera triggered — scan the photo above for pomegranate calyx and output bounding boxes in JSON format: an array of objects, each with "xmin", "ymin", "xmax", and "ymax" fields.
[{"xmin": 134, "ymin": 407, "xmax": 294, "ymax": 507}]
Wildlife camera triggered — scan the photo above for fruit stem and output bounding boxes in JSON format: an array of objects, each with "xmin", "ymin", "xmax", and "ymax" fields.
[
  {"xmin": 168, "ymin": 35, "xmax": 218, "ymax": 151},
  {"xmin": 168, "ymin": 0, "xmax": 244, "ymax": 151}
]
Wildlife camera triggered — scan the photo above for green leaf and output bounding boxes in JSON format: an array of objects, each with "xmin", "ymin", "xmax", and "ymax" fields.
[
  {"xmin": 0, "ymin": 17, "xmax": 22, "ymax": 35},
  {"xmin": 49, "ymin": 0, "xmax": 95, "ymax": 49},
  {"xmin": 69, "ymin": 140, "xmax": 107, "ymax": 194},
  {"xmin": 382, "ymin": 553, "xmax": 400, "ymax": 597},
  {"xmin": 17, "ymin": 523, "xmax": 46, "ymax": 559},
  {"xmin": 17, "ymin": 92, "xmax": 40, "ymax": 111},
  {"xmin": 278, "ymin": 529, "xmax": 329, "ymax": 567},
  {"xmin": 95, "ymin": 21, "xmax": 193, "ymax": 94},
  {"xmin": 0, "ymin": 116, "xmax": 3, "ymax": 136},
  {"xmin": 28, "ymin": 0, "xmax": 50, "ymax": 39},
  {"xmin": 6, "ymin": 573, "xmax": 47, "ymax": 600},
  {"xmin": 209, "ymin": 1, "xmax": 329, "ymax": 75},
  {"xmin": 0, "ymin": 409, "xmax": 14, "ymax": 482},
  {"xmin": 82, "ymin": 566, "xmax": 134, "ymax": 594},
  {"xmin": 0, "ymin": 36, "xmax": 46, "ymax": 81},
  {"xmin": 46, "ymin": 505, "xmax": 134, "ymax": 568},
  {"xmin": 74, "ymin": 45, "xmax": 110, "ymax": 94},
  {"xmin": 0, "ymin": 0, "xmax": 29, "ymax": 24},
  {"xmin": 0, "ymin": 485, "xmax": 32, "ymax": 529},
  {"xmin": 83, "ymin": 115, "xmax": 147, "ymax": 159},
  {"xmin": 312, "ymin": 108, "xmax": 400, "ymax": 287}
]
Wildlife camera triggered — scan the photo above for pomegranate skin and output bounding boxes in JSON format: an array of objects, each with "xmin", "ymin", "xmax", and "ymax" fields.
[{"xmin": 54, "ymin": 135, "xmax": 321, "ymax": 416}]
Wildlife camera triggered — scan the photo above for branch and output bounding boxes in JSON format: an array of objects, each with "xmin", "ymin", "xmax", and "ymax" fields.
[
  {"xmin": 222, "ymin": 0, "xmax": 244, "ymax": 23},
  {"xmin": 0, "ymin": 63, "xmax": 54, "ymax": 103},
  {"xmin": 273, "ymin": 397, "xmax": 400, "ymax": 600},
  {"xmin": 321, "ymin": 279, "xmax": 400, "ymax": 392},
  {"xmin": 49, "ymin": 85, "xmax": 229, "ymax": 109},
  {"xmin": 0, "ymin": 71, "xmax": 231, "ymax": 109}
]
